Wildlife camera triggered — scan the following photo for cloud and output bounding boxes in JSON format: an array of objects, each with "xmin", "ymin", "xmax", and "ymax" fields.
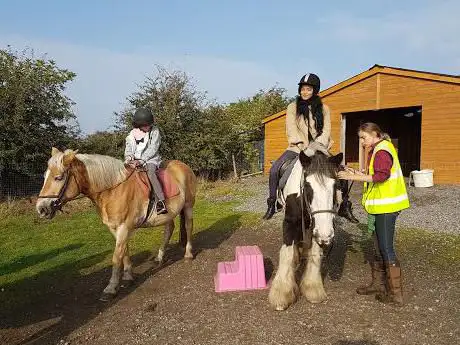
[
  {"xmin": 2, "ymin": 1, "xmax": 458, "ymax": 133},
  {"xmin": 316, "ymin": 0, "xmax": 460, "ymax": 68},
  {"xmin": 0, "ymin": 34, "xmax": 289, "ymax": 134}
]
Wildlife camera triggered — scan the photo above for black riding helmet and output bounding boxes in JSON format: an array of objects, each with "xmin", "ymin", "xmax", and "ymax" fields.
[
  {"xmin": 132, "ymin": 107, "xmax": 154, "ymax": 128},
  {"xmin": 298, "ymin": 73, "xmax": 321, "ymax": 95}
]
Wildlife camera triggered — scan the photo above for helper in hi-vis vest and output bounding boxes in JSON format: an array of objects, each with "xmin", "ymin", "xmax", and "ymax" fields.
[{"xmin": 338, "ymin": 122, "xmax": 410, "ymax": 306}]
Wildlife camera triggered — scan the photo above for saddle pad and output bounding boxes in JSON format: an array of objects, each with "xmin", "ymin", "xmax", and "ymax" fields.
[
  {"xmin": 135, "ymin": 169, "xmax": 180, "ymax": 199},
  {"xmin": 156, "ymin": 169, "xmax": 180, "ymax": 198}
]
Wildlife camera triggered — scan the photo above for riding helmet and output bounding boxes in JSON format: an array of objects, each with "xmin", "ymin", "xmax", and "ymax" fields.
[
  {"xmin": 298, "ymin": 73, "xmax": 321, "ymax": 95},
  {"xmin": 132, "ymin": 107, "xmax": 154, "ymax": 128}
]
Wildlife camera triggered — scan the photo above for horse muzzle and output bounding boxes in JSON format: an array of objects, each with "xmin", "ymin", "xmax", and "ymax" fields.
[
  {"xmin": 36, "ymin": 199, "xmax": 58, "ymax": 219},
  {"xmin": 313, "ymin": 231, "xmax": 334, "ymax": 247}
]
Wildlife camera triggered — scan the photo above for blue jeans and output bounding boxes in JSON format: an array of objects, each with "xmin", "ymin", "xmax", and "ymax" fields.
[
  {"xmin": 373, "ymin": 212, "xmax": 399, "ymax": 263},
  {"xmin": 268, "ymin": 150, "xmax": 299, "ymax": 199}
]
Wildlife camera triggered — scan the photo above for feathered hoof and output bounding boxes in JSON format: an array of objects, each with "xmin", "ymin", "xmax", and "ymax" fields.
[
  {"xmin": 301, "ymin": 281, "xmax": 327, "ymax": 304},
  {"xmin": 268, "ymin": 282, "xmax": 298, "ymax": 311}
]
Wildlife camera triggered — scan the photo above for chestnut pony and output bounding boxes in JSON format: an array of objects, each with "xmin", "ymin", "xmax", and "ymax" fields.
[{"xmin": 36, "ymin": 148, "xmax": 197, "ymax": 300}]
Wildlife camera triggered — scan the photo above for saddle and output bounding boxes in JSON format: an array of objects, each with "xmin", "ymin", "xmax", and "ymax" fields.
[
  {"xmin": 135, "ymin": 168, "xmax": 180, "ymax": 199},
  {"xmin": 278, "ymin": 157, "xmax": 299, "ymax": 191},
  {"xmin": 275, "ymin": 156, "xmax": 299, "ymax": 212}
]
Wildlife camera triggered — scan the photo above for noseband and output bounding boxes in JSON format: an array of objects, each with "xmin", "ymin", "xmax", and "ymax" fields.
[{"xmin": 38, "ymin": 170, "xmax": 73, "ymax": 211}]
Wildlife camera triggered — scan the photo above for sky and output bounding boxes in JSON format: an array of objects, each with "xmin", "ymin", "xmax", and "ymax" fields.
[{"xmin": 1, "ymin": 0, "xmax": 459, "ymax": 134}]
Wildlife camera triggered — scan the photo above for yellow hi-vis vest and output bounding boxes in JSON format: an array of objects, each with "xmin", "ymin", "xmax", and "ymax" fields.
[{"xmin": 362, "ymin": 140, "xmax": 410, "ymax": 214}]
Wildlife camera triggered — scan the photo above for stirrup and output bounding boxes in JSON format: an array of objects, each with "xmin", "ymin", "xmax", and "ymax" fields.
[{"xmin": 156, "ymin": 200, "xmax": 168, "ymax": 214}]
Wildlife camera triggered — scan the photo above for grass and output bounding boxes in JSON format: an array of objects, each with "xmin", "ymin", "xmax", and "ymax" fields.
[
  {"xmin": 0, "ymin": 180, "xmax": 260, "ymax": 312},
  {"xmin": 397, "ymin": 227, "xmax": 460, "ymax": 268},
  {"xmin": 345, "ymin": 223, "xmax": 460, "ymax": 274}
]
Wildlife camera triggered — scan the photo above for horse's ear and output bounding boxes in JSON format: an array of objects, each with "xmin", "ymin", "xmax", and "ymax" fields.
[
  {"xmin": 299, "ymin": 150, "xmax": 312, "ymax": 167},
  {"xmin": 51, "ymin": 147, "xmax": 60, "ymax": 156},
  {"xmin": 63, "ymin": 150, "xmax": 77, "ymax": 167},
  {"xmin": 329, "ymin": 152, "xmax": 344, "ymax": 166}
]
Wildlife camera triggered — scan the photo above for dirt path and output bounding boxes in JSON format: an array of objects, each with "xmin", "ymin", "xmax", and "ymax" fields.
[{"xmin": 1, "ymin": 178, "xmax": 459, "ymax": 345}]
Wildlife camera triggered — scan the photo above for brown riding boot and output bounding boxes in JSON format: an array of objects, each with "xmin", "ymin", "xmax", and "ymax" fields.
[
  {"xmin": 356, "ymin": 260, "xmax": 386, "ymax": 295},
  {"xmin": 376, "ymin": 261, "xmax": 403, "ymax": 306}
]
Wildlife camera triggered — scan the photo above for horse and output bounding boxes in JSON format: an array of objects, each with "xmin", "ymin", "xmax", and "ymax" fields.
[
  {"xmin": 36, "ymin": 147, "xmax": 197, "ymax": 300},
  {"xmin": 268, "ymin": 150, "xmax": 343, "ymax": 311}
]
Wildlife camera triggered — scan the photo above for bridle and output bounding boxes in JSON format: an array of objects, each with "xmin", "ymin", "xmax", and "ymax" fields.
[
  {"xmin": 38, "ymin": 165, "xmax": 136, "ymax": 212},
  {"xmin": 300, "ymin": 169, "xmax": 337, "ymax": 248},
  {"xmin": 38, "ymin": 170, "xmax": 75, "ymax": 211}
]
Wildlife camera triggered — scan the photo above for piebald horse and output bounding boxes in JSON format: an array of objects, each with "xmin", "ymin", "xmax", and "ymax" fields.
[
  {"xmin": 36, "ymin": 148, "xmax": 197, "ymax": 300},
  {"xmin": 269, "ymin": 150, "xmax": 343, "ymax": 310}
]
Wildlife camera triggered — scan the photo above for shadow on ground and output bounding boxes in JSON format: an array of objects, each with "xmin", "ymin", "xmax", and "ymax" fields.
[{"xmin": 0, "ymin": 215, "xmax": 242, "ymax": 345}]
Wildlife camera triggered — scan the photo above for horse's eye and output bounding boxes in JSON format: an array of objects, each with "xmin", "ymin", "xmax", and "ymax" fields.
[{"xmin": 55, "ymin": 175, "xmax": 63, "ymax": 181}]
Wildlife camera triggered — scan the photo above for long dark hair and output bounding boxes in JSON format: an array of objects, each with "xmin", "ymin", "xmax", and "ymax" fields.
[{"xmin": 296, "ymin": 95, "xmax": 324, "ymax": 136}]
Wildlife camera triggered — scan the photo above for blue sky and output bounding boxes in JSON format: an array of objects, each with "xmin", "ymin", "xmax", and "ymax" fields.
[{"xmin": 1, "ymin": 0, "xmax": 458, "ymax": 134}]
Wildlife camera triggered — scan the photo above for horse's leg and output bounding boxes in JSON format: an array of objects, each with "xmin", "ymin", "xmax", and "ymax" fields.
[
  {"xmin": 155, "ymin": 220, "xmax": 174, "ymax": 263},
  {"xmin": 122, "ymin": 243, "xmax": 134, "ymax": 284},
  {"xmin": 300, "ymin": 240, "xmax": 327, "ymax": 303},
  {"xmin": 268, "ymin": 195, "xmax": 302, "ymax": 310},
  {"xmin": 268, "ymin": 243, "xmax": 300, "ymax": 311},
  {"xmin": 102, "ymin": 224, "xmax": 129, "ymax": 299},
  {"xmin": 181, "ymin": 206, "xmax": 194, "ymax": 260}
]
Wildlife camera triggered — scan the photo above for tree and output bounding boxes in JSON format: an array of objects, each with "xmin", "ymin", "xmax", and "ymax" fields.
[
  {"xmin": 224, "ymin": 86, "xmax": 290, "ymax": 174},
  {"xmin": 75, "ymin": 131, "xmax": 126, "ymax": 158},
  {"xmin": 115, "ymin": 66, "xmax": 290, "ymax": 178},
  {"xmin": 115, "ymin": 66, "xmax": 212, "ymax": 171},
  {"xmin": 0, "ymin": 48, "xmax": 79, "ymax": 196}
]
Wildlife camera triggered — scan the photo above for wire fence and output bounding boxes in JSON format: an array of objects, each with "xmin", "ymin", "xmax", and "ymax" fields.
[
  {"xmin": 0, "ymin": 164, "xmax": 45, "ymax": 200},
  {"xmin": 0, "ymin": 141, "xmax": 266, "ymax": 200}
]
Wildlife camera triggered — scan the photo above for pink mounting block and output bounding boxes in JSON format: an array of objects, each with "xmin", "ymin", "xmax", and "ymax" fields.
[{"xmin": 214, "ymin": 245, "xmax": 267, "ymax": 292}]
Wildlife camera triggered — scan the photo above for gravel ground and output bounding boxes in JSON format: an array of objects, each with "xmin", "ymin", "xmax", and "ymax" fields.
[
  {"xmin": 236, "ymin": 175, "xmax": 460, "ymax": 234},
  {"xmin": 1, "ymin": 176, "xmax": 458, "ymax": 345}
]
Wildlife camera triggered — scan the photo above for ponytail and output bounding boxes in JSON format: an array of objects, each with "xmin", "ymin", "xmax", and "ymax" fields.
[{"xmin": 359, "ymin": 122, "xmax": 391, "ymax": 141}]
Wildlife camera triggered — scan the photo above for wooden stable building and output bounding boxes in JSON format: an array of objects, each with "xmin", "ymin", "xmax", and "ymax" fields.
[{"xmin": 262, "ymin": 65, "xmax": 460, "ymax": 184}]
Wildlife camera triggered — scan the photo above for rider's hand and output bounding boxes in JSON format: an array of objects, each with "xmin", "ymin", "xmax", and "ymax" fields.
[{"xmin": 304, "ymin": 147, "xmax": 315, "ymax": 157}]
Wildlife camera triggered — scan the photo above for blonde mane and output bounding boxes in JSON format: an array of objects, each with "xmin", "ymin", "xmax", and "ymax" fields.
[{"xmin": 76, "ymin": 154, "xmax": 127, "ymax": 191}]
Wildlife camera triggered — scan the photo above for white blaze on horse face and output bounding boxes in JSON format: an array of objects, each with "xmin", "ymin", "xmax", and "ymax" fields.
[
  {"xmin": 306, "ymin": 174, "xmax": 335, "ymax": 245},
  {"xmin": 36, "ymin": 166, "xmax": 63, "ymax": 218}
]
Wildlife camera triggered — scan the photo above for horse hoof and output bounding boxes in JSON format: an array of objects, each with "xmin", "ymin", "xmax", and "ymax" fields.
[
  {"xmin": 121, "ymin": 279, "xmax": 134, "ymax": 288},
  {"xmin": 99, "ymin": 292, "xmax": 116, "ymax": 302},
  {"xmin": 274, "ymin": 305, "xmax": 287, "ymax": 311},
  {"xmin": 183, "ymin": 254, "xmax": 194, "ymax": 262},
  {"xmin": 154, "ymin": 257, "xmax": 164, "ymax": 264}
]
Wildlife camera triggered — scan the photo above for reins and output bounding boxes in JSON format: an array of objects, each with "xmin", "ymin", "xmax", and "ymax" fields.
[{"xmin": 38, "ymin": 165, "xmax": 137, "ymax": 211}]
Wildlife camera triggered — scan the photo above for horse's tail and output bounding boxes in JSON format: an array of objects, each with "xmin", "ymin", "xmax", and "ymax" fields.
[{"xmin": 179, "ymin": 209, "xmax": 187, "ymax": 248}]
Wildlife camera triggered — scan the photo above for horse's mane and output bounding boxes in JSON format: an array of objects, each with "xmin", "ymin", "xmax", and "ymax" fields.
[
  {"xmin": 303, "ymin": 153, "xmax": 338, "ymax": 185},
  {"xmin": 76, "ymin": 154, "xmax": 127, "ymax": 191}
]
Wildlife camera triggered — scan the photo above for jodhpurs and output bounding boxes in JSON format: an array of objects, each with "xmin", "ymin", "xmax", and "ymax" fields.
[
  {"xmin": 146, "ymin": 163, "xmax": 165, "ymax": 201},
  {"xmin": 268, "ymin": 150, "xmax": 299, "ymax": 199}
]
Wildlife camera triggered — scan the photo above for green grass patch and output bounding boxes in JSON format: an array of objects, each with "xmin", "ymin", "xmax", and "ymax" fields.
[
  {"xmin": 0, "ymin": 191, "xmax": 255, "ymax": 312},
  {"xmin": 198, "ymin": 179, "xmax": 256, "ymax": 199},
  {"xmin": 344, "ymin": 224, "xmax": 460, "ymax": 273},
  {"xmin": 397, "ymin": 228, "xmax": 460, "ymax": 268}
]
